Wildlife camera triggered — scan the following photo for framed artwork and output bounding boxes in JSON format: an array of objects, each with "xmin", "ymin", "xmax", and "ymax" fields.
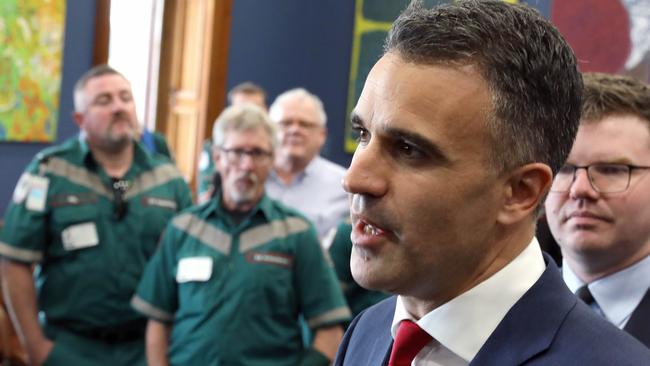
[
  {"xmin": 344, "ymin": 0, "xmax": 453, "ymax": 153},
  {"xmin": 0, "ymin": 0, "xmax": 66, "ymax": 142},
  {"xmin": 343, "ymin": 0, "xmax": 650, "ymax": 153}
]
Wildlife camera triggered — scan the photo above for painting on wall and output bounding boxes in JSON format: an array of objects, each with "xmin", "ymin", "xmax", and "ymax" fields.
[
  {"xmin": 0, "ymin": 0, "xmax": 66, "ymax": 143},
  {"xmin": 344, "ymin": 0, "xmax": 511, "ymax": 153},
  {"xmin": 343, "ymin": 0, "xmax": 650, "ymax": 153},
  {"xmin": 551, "ymin": 0, "xmax": 650, "ymax": 82}
]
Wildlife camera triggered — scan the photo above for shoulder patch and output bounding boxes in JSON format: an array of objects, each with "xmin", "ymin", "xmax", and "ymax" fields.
[
  {"xmin": 25, "ymin": 175, "xmax": 49, "ymax": 212},
  {"xmin": 12, "ymin": 173, "xmax": 33, "ymax": 204},
  {"xmin": 36, "ymin": 142, "xmax": 74, "ymax": 162}
]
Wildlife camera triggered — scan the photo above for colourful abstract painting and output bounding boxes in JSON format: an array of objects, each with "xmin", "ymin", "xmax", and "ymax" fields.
[{"xmin": 0, "ymin": 0, "xmax": 66, "ymax": 142}]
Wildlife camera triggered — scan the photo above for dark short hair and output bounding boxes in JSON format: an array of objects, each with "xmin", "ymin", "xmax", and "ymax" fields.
[
  {"xmin": 581, "ymin": 73, "xmax": 650, "ymax": 126},
  {"xmin": 73, "ymin": 64, "xmax": 126, "ymax": 112},
  {"xmin": 386, "ymin": 0, "xmax": 582, "ymax": 175},
  {"xmin": 227, "ymin": 82, "xmax": 267, "ymax": 105}
]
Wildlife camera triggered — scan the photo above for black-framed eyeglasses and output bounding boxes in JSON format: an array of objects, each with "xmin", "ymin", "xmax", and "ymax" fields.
[
  {"xmin": 550, "ymin": 163, "xmax": 650, "ymax": 193},
  {"xmin": 220, "ymin": 147, "xmax": 272, "ymax": 164},
  {"xmin": 111, "ymin": 178, "xmax": 130, "ymax": 220}
]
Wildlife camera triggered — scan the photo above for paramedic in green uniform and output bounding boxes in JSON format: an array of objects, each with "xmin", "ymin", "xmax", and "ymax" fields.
[
  {"xmin": 0, "ymin": 65, "xmax": 192, "ymax": 366},
  {"xmin": 197, "ymin": 82, "xmax": 267, "ymax": 204},
  {"xmin": 132, "ymin": 104, "xmax": 350, "ymax": 366}
]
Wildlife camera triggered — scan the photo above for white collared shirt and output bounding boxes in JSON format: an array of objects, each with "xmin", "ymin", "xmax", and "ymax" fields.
[
  {"xmin": 563, "ymin": 254, "xmax": 650, "ymax": 328},
  {"xmin": 265, "ymin": 156, "xmax": 348, "ymax": 239},
  {"xmin": 391, "ymin": 238, "xmax": 546, "ymax": 365}
]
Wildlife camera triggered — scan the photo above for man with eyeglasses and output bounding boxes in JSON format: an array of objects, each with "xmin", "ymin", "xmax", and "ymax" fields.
[
  {"xmin": 132, "ymin": 104, "xmax": 350, "ymax": 365},
  {"xmin": 197, "ymin": 81, "xmax": 268, "ymax": 204},
  {"xmin": 266, "ymin": 88, "xmax": 348, "ymax": 240},
  {"xmin": 545, "ymin": 72, "xmax": 650, "ymax": 348},
  {"xmin": 0, "ymin": 65, "xmax": 192, "ymax": 366}
]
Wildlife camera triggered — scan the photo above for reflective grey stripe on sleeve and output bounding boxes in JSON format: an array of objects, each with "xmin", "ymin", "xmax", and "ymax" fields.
[
  {"xmin": 306, "ymin": 306, "xmax": 352, "ymax": 328},
  {"xmin": 41, "ymin": 157, "xmax": 111, "ymax": 198},
  {"xmin": 0, "ymin": 241, "xmax": 43, "ymax": 262},
  {"xmin": 130, "ymin": 295, "xmax": 174, "ymax": 322},
  {"xmin": 172, "ymin": 213, "xmax": 231, "ymax": 255},
  {"xmin": 126, "ymin": 164, "xmax": 184, "ymax": 199},
  {"xmin": 239, "ymin": 217, "xmax": 310, "ymax": 252}
]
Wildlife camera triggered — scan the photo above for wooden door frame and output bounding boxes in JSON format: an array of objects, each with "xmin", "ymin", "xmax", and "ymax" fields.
[
  {"xmin": 157, "ymin": 0, "xmax": 232, "ymax": 193},
  {"xmin": 93, "ymin": 0, "xmax": 111, "ymax": 65},
  {"xmin": 93, "ymin": 0, "xmax": 232, "ymax": 195}
]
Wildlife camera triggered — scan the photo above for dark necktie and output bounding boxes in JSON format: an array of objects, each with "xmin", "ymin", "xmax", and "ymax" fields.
[
  {"xmin": 576, "ymin": 285, "xmax": 595, "ymax": 305},
  {"xmin": 388, "ymin": 320, "xmax": 432, "ymax": 366}
]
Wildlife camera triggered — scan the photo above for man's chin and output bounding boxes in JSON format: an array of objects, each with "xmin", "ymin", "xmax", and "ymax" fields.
[
  {"xmin": 351, "ymin": 257, "xmax": 386, "ymax": 292},
  {"xmin": 96, "ymin": 134, "xmax": 133, "ymax": 152},
  {"xmin": 279, "ymin": 145, "xmax": 305, "ymax": 157},
  {"xmin": 230, "ymin": 190, "xmax": 260, "ymax": 205}
]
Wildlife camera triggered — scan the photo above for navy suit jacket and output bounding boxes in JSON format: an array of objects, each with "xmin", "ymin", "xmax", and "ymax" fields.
[
  {"xmin": 335, "ymin": 257, "xmax": 650, "ymax": 365},
  {"xmin": 625, "ymin": 288, "xmax": 650, "ymax": 348}
]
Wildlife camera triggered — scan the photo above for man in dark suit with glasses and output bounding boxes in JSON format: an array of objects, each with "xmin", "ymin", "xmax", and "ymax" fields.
[
  {"xmin": 0, "ymin": 65, "xmax": 192, "ymax": 366},
  {"xmin": 545, "ymin": 72, "xmax": 650, "ymax": 348}
]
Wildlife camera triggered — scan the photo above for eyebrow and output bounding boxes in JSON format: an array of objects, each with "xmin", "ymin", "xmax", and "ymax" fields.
[
  {"xmin": 349, "ymin": 114, "xmax": 361, "ymax": 132},
  {"xmin": 350, "ymin": 111, "xmax": 450, "ymax": 163}
]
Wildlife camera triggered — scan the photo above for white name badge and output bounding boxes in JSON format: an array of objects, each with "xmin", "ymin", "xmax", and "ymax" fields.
[
  {"xmin": 176, "ymin": 257, "xmax": 213, "ymax": 283},
  {"xmin": 25, "ymin": 175, "xmax": 49, "ymax": 212},
  {"xmin": 61, "ymin": 222, "xmax": 100, "ymax": 251}
]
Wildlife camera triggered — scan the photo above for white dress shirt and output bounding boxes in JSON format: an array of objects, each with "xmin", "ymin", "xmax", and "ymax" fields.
[
  {"xmin": 265, "ymin": 155, "xmax": 348, "ymax": 239},
  {"xmin": 563, "ymin": 253, "xmax": 650, "ymax": 328},
  {"xmin": 391, "ymin": 238, "xmax": 546, "ymax": 365}
]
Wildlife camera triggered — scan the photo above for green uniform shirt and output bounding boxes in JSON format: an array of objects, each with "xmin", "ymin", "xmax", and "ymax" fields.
[
  {"xmin": 132, "ymin": 195, "xmax": 351, "ymax": 366},
  {"xmin": 328, "ymin": 221, "xmax": 389, "ymax": 318},
  {"xmin": 0, "ymin": 137, "xmax": 192, "ymax": 333}
]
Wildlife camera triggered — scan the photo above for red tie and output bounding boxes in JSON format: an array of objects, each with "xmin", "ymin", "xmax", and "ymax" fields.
[{"xmin": 388, "ymin": 320, "xmax": 433, "ymax": 366}]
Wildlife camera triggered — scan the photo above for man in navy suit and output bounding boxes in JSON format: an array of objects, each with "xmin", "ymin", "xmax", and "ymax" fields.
[
  {"xmin": 335, "ymin": 1, "xmax": 650, "ymax": 365},
  {"xmin": 546, "ymin": 73, "xmax": 650, "ymax": 348}
]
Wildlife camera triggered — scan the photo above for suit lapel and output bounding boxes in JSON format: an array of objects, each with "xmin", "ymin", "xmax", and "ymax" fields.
[
  {"xmin": 624, "ymin": 288, "xmax": 650, "ymax": 347},
  {"xmin": 339, "ymin": 296, "xmax": 395, "ymax": 366},
  {"xmin": 369, "ymin": 298, "xmax": 395, "ymax": 366},
  {"xmin": 470, "ymin": 257, "xmax": 577, "ymax": 365}
]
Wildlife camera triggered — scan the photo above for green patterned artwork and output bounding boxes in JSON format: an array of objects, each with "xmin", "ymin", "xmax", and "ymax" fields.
[{"xmin": 0, "ymin": 0, "xmax": 66, "ymax": 142}]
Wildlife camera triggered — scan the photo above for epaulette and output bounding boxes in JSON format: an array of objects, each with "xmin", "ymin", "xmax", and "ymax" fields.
[
  {"xmin": 34, "ymin": 147, "xmax": 62, "ymax": 164},
  {"xmin": 34, "ymin": 139, "xmax": 76, "ymax": 164}
]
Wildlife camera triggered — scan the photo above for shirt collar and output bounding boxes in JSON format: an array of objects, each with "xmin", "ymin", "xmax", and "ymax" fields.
[
  {"xmin": 302, "ymin": 155, "xmax": 321, "ymax": 176},
  {"xmin": 563, "ymin": 254, "xmax": 650, "ymax": 327},
  {"xmin": 392, "ymin": 238, "xmax": 545, "ymax": 362},
  {"xmin": 77, "ymin": 135, "xmax": 152, "ymax": 172},
  {"xmin": 210, "ymin": 193, "xmax": 274, "ymax": 223},
  {"xmin": 76, "ymin": 135, "xmax": 95, "ymax": 168}
]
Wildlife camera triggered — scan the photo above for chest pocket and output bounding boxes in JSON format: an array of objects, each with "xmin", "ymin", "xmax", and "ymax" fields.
[
  {"xmin": 244, "ymin": 251, "xmax": 296, "ymax": 316},
  {"xmin": 175, "ymin": 254, "xmax": 225, "ymax": 316},
  {"xmin": 49, "ymin": 193, "xmax": 101, "ymax": 260}
]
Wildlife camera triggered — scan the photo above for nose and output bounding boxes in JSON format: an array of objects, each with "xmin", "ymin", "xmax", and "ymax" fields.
[
  {"xmin": 569, "ymin": 168, "xmax": 599, "ymax": 200},
  {"xmin": 342, "ymin": 142, "xmax": 388, "ymax": 198},
  {"xmin": 237, "ymin": 154, "xmax": 256, "ymax": 170},
  {"xmin": 111, "ymin": 96, "xmax": 128, "ymax": 113},
  {"xmin": 284, "ymin": 120, "xmax": 303, "ymax": 134}
]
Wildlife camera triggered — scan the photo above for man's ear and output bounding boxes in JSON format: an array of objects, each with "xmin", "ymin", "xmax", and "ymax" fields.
[
  {"xmin": 72, "ymin": 111, "xmax": 83, "ymax": 128},
  {"xmin": 497, "ymin": 163, "xmax": 553, "ymax": 225},
  {"xmin": 212, "ymin": 148, "xmax": 222, "ymax": 172}
]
